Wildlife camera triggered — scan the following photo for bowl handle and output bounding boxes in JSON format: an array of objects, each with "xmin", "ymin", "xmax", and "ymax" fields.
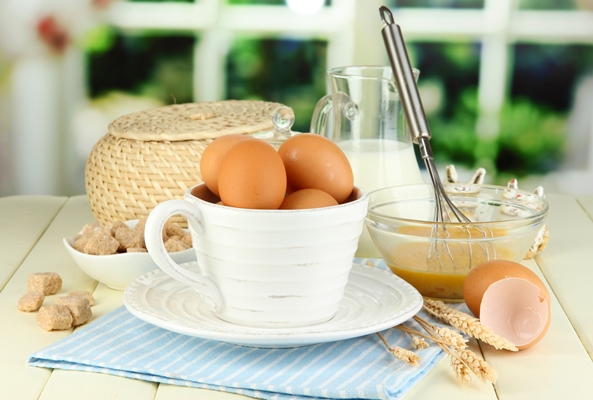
[{"xmin": 144, "ymin": 200, "xmax": 224, "ymax": 311}]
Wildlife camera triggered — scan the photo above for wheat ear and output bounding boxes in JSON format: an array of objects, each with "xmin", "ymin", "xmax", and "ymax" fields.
[
  {"xmin": 413, "ymin": 316, "xmax": 467, "ymax": 349},
  {"xmin": 423, "ymin": 299, "xmax": 518, "ymax": 352},
  {"xmin": 376, "ymin": 332, "xmax": 420, "ymax": 366},
  {"xmin": 454, "ymin": 348, "xmax": 498, "ymax": 383},
  {"xmin": 413, "ymin": 315, "xmax": 498, "ymax": 384}
]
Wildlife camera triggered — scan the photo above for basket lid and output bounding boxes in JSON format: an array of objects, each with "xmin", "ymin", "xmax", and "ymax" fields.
[{"xmin": 108, "ymin": 100, "xmax": 285, "ymax": 141}]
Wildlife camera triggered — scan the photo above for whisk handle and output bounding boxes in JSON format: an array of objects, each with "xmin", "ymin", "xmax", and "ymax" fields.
[{"xmin": 379, "ymin": 6, "xmax": 431, "ymax": 145}]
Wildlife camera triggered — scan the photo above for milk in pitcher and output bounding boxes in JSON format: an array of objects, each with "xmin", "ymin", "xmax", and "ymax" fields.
[
  {"xmin": 338, "ymin": 138, "xmax": 423, "ymax": 193},
  {"xmin": 339, "ymin": 138, "xmax": 424, "ymax": 258}
]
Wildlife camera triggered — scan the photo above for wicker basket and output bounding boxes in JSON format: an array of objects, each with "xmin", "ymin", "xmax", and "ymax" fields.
[{"xmin": 85, "ymin": 100, "xmax": 285, "ymax": 227}]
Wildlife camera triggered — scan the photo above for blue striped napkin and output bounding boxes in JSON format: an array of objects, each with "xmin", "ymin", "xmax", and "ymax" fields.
[{"xmin": 28, "ymin": 260, "xmax": 446, "ymax": 400}]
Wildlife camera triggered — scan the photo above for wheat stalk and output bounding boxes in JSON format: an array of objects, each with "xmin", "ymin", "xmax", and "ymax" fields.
[
  {"xmin": 450, "ymin": 355, "xmax": 473, "ymax": 383},
  {"xmin": 376, "ymin": 332, "xmax": 420, "ymax": 366},
  {"xmin": 454, "ymin": 348, "xmax": 498, "ymax": 383},
  {"xmin": 384, "ymin": 319, "xmax": 498, "ymax": 384},
  {"xmin": 409, "ymin": 334, "xmax": 430, "ymax": 350},
  {"xmin": 377, "ymin": 299, "xmax": 505, "ymax": 384},
  {"xmin": 413, "ymin": 315, "xmax": 498, "ymax": 384},
  {"xmin": 413, "ymin": 316, "xmax": 467, "ymax": 350},
  {"xmin": 397, "ymin": 326, "xmax": 430, "ymax": 349},
  {"xmin": 423, "ymin": 299, "xmax": 518, "ymax": 352}
]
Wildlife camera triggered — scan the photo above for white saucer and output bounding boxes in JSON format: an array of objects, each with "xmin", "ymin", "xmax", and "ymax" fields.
[{"xmin": 124, "ymin": 262, "xmax": 423, "ymax": 348}]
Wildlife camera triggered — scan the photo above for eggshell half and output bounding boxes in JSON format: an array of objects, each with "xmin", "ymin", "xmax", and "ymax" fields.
[{"xmin": 480, "ymin": 277, "xmax": 550, "ymax": 350}]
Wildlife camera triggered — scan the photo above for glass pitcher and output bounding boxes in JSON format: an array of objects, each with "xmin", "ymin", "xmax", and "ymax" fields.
[{"xmin": 311, "ymin": 65, "xmax": 424, "ymax": 257}]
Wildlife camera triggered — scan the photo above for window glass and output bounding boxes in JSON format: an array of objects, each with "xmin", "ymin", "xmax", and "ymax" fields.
[
  {"xmin": 511, "ymin": 44, "xmax": 593, "ymax": 112},
  {"xmin": 226, "ymin": 37, "xmax": 328, "ymax": 133},
  {"xmin": 127, "ymin": 0, "xmax": 194, "ymax": 3},
  {"xmin": 87, "ymin": 33, "xmax": 195, "ymax": 104},
  {"xmin": 405, "ymin": 40, "xmax": 593, "ymax": 179},
  {"xmin": 502, "ymin": 44, "xmax": 593, "ymax": 174},
  {"xmin": 227, "ymin": 0, "xmax": 290, "ymax": 4},
  {"xmin": 407, "ymin": 42, "xmax": 481, "ymax": 167},
  {"xmin": 518, "ymin": 0, "xmax": 577, "ymax": 10},
  {"xmin": 227, "ymin": 0, "xmax": 332, "ymax": 5},
  {"xmin": 392, "ymin": 0, "xmax": 484, "ymax": 9}
]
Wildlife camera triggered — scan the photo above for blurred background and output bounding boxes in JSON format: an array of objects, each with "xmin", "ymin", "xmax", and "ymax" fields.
[{"xmin": 1, "ymin": 0, "xmax": 592, "ymax": 196}]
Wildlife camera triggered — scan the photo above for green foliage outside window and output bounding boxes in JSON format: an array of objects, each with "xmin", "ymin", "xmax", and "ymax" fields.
[
  {"xmin": 429, "ymin": 89, "xmax": 566, "ymax": 180},
  {"xmin": 226, "ymin": 37, "xmax": 328, "ymax": 133},
  {"xmin": 495, "ymin": 100, "xmax": 566, "ymax": 177}
]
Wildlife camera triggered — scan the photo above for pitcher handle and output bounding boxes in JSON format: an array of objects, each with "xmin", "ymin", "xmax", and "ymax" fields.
[
  {"xmin": 310, "ymin": 94, "xmax": 333, "ymax": 138},
  {"xmin": 144, "ymin": 200, "xmax": 224, "ymax": 310}
]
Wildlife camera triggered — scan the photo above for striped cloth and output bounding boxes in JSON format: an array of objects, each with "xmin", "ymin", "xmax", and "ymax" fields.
[{"xmin": 28, "ymin": 260, "xmax": 446, "ymax": 400}]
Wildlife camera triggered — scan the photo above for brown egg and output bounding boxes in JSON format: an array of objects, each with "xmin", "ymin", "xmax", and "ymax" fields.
[
  {"xmin": 278, "ymin": 133, "xmax": 354, "ymax": 203},
  {"xmin": 191, "ymin": 183, "xmax": 221, "ymax": 204},
  {"xmin": 200, "ymin": 134, "xmax": 253, "ymax": 196},
  {"xmin": 463, "ymin": 260, "xmax": 551, "ymax": 350},
  {"xmin": 218, "ymin": 138, "xmax": 287, "ymax": 209},
  {"xmin": 279, "ymin": 189, "xmax": 339, "ymax": 210}
]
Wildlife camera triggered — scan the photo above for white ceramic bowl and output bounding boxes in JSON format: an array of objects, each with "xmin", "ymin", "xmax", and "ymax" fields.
[
  {"xmin": 64, "ymin": 220, "xmax": 195, "ymax": 290},
  {"xmin": 144, "ymin": 184, "xmax": 369, "ymax": 328}
]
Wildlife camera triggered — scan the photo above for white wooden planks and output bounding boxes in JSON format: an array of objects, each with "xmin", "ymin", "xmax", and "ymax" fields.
[
  {"xmin": 0, "ymin": 196, "xmax": 66, "ymax": 290},
  {"xmin": 2, "ymin": 194, "xmax": 593, "ymax": 399},
  {"xmin": 536, "ymin": 194, "xmax": 593, "ymax": 358}
]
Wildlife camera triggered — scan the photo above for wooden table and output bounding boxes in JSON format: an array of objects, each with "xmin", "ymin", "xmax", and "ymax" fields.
[{"xmin": 1, "ymin": 194, "xmax": 592, "ymax": 399}]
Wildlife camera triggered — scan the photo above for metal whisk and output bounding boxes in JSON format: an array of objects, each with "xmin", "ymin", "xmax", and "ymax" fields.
[
  {"xmin": 378, "ymin": 6, "xmax": 499, "ymax": 270},
  {"xmin": 379, "ymin": 6, "xmax": 470, "ymax": 226}
]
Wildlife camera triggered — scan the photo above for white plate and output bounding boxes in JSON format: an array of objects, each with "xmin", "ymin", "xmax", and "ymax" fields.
[{"xmin": 124, "ymin": 262, "xmax": 423, "ymax": 348}]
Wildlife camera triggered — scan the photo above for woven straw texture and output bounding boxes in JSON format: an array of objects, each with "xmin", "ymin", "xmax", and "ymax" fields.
[{"xmin": 85, "ymin": 100, "xmax": 284, "ymax": 227}]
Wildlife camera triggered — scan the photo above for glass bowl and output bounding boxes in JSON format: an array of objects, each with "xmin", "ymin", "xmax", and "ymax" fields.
[{"xmin": 365, "ymin": 184, "xmax": 549, "ymax": 301}]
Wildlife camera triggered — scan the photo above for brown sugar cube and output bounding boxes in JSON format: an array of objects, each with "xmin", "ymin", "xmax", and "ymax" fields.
[
  {"xmin": 76, "ymin": 222, "xmax": 102, "ymax": 239},
  {"xmin": 55, "ymin": 296, "xmax": 92, "ymax": 326},
  {"xmin": 138, "ymin": 216, "xmax": 170, "ymax": 243},
  {"xmin": 181, "ymin": 233, "xmax": 192, "ymax": 247},
  {"xmin": 28, "ymin": 272, "xmax": 62, "ymax": 295},
  {"xmin": 109, "ymin": 221, "xmax": 128, "ymax": 252},
  {"xmin": 83, "ymin": 228, "xmax": 119, "ymax": 255},
  {"xmin": 133, "ymin": 217, "xmax": 147, "ymax": 234},
  {"xmin": 164, "ymin": 237, "xmax": 191, "ymax": 253},
  {"xmin": 36, "ymin": 304, "xmax": 73, "ymax": 331},
  {"xmin": 127, "ymin": 247, "xmax": 147, "ymax": 253},
  {"xmin": 17, "ymin": 291, "xmax": 45, "ymax": 312},
  {"xmin": 68, "ymin": 290, "xmax": 94, "ymax": 306},
  {"xmin": 73, "ymin": 222, "xmax": 104, "ymax": 252},
  {"xmin": 165, "ymin": 220, "xmax": 186, "ymax": 238},
  {"xmin": 114, "ymin": 226, "xmax": 144, "ymax": 251},
  {"xmin": 72, "ymin": 235, "xmax": 91, "ymax": 252},
  {"xmin": 109, "ymin": 220, "xmax": 128, "ymax": 236},
  {"xmin": 111, "ymin": 223, "xmax": 131, "ymax": 252}
]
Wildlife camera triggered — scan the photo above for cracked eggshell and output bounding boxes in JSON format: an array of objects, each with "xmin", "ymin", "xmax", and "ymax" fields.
[
  {"xmin": 480, "ymin": 277, "xmax": 550, "ymax": 350},
  {"xmin": 463, "ymin": 260, "xmax": 551, "ymax": 350}
]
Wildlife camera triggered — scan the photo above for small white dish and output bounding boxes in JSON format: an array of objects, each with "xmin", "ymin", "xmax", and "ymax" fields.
[
  {"xmin": 124, "ymin": 262, "xmax": 423, "ymax": 348},
  {"xmin": 63, "ymin": 220, "xmax": 195, "ymax": 290}
]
